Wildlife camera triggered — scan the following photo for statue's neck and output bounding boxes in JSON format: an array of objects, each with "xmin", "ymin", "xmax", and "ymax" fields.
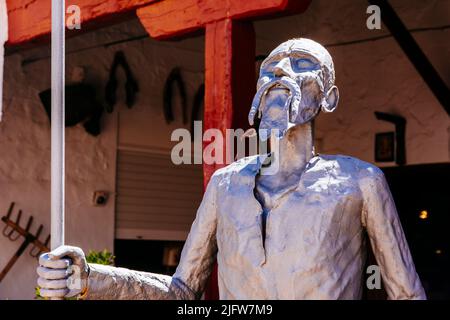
[
  {"xmin": 257, "ymin": 122, "xmax": 315, "ymax": 192},
  {"xmin": 274, "ymin": 122, "xmax": 315, "ymax": 178}
]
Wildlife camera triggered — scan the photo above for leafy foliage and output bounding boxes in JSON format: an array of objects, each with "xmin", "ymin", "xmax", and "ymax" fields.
[{"xmin": 86, "ymin": 249, "xmax": 115, "ymax": 266}]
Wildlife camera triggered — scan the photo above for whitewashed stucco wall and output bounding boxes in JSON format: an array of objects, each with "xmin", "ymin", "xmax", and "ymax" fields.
[
  {"xmin": 0, "ymin": 19, "xmax": 204, "ymax": 299},
  {"xmin": 254, "ymin": 0, "xmax": 450, "ymax": 166},
  {"xmin": 0, "ymin": 40, "xmax": 119, "ymax": 299},
  {"xmin": 0, "ymin": 0, "xmax": 448, "ymax": 299}
]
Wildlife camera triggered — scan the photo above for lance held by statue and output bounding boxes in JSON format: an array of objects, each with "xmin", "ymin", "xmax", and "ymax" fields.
[{"xmin": 36, "ymin": 38, "xmax": 426, "ymax": 300}]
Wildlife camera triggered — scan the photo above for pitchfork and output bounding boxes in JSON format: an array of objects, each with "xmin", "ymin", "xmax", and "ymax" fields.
[{"xmin": 0, "ymin": 202, "xmax": 50, "ymax": 282}]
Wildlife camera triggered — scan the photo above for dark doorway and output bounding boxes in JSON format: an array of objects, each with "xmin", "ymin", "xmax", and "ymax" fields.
[
  {"xmin": 114, "ymin": 239, "xmax": 184, "ymax": 276},
  {"xmin": 381, "ymin": 163, "xmax": 450, "ymax": 299}
]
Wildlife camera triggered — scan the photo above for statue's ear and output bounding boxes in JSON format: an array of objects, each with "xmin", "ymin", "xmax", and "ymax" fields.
[{"xmin": 322, "ymin": 85, "xmax": 339, "ymax": 113}]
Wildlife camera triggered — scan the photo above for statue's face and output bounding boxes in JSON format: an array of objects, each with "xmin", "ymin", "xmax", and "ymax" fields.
[{"xmin": 249, "ymin": 38, "xmax": 339, "ymax": 140}]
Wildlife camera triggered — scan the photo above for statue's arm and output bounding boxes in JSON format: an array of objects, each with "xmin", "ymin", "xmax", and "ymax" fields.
[
  {"xmin": 360, "ymin": 169, "xmax": 426, "ymax": 300},
  {"xmin": 85, "ymin": 174, "xmax": 220, "ymax": 300},
  {"xmin": 84, "ymin": 264, "xmax": 196, "ymax": 300}
]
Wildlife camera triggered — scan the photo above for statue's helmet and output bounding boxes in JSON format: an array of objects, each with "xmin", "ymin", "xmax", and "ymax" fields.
[{"xmin": 249, "ymin": 38, "xmax": 339, "ymax": 139}]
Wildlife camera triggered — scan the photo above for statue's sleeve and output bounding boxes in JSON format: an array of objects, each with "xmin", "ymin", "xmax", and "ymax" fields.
[
  {"xmin": 360, "ymin": 169, "xmax": 426, "ymax": 300},
  {"xmin": 85, "ymin": 174, "xmax": 219, "ymax": 300}
]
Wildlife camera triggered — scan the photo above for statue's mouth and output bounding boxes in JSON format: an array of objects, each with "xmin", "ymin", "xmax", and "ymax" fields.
[
  {"xmin": 248, "ymin": 76, "xmax": 301, "ymax": 126},
  {"xmin": 257, "ymin": 86, "xmax": 292, "ymax": 141},
  {"xmin": 263, "ymin": 86, "xmax": 290, "ymax": 111}
]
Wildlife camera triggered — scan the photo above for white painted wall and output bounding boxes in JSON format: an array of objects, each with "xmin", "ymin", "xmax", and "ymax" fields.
[
  {"xmin": 0, "ymin": 40, "xmax": 119, "ymax": 300},
  {"xmin": 254, "ymin": 0, "xmax": 450, "ymax": 166},
  {"xmin": 117, "ymin": 34, "xmax": 204, "ymax": 151},
  {"xmin": 0, "ymin": 0, "xmax": 448, "ymax": 299},
  {"xmin": 0, "ymin": 19, "xmax": 205, "ymax": 299}
]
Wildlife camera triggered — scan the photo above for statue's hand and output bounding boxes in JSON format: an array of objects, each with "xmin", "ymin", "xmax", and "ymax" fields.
[{"xmin": 37, "ymin": 245, "xmax": 89, "ymax": 299}]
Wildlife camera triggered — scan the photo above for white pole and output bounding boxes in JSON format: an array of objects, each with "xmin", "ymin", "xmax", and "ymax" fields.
[
  {"xmin": 0, "ymin": 0, "xmax": 8, "ymax": 121},
  {"xmin": 51, "ymin": 0, "xmax": 65, "ymax": 250}
]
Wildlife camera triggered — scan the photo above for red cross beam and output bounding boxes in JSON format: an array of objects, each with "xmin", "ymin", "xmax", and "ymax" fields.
[{"xmin": 137, "ymin": 0, "xmax": 311, "ymax": 186}]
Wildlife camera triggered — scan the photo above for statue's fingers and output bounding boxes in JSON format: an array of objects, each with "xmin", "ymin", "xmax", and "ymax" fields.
[
  {"xmin": 48, "ymin": 245, "xmax": 76, "ymax": 259},
  {"xmin": 49, "ymin": 245, "xmax": 84, "ymax": 265},
  {"xmin": 39, "ymin": 288, "xmax": 69, "ymax": 299},
  {"xmin": 36, "ymin": 266, "xmax": 72, "ymax": 280},
  {"xmin": 39, "ymin": 253, "xmax": 71, "ymax": 269},
  {"xmin": 37, "ymin": 277, "xmax": 68, "ymax": 290}
]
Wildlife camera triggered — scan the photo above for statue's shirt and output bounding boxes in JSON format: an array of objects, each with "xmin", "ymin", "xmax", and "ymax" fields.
[{"xmin": 174, "ymin": 154, "xmax": 425, "ymax": 299}]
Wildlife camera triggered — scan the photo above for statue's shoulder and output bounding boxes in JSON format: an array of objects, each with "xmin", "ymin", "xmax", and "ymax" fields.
[{"xmin": 316, "ymin": 154, "xmax": 384, "ymax": 181}]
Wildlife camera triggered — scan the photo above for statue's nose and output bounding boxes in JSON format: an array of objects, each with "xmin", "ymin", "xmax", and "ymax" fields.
[{"xmin": 273, "ymin": 57, "xmax": 292, "ymax": 77}]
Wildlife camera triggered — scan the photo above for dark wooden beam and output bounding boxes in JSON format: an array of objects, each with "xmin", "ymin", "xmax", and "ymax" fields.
[{"xmin": 368, "ymin": 0, "xmax": 450, "ymax": 116}]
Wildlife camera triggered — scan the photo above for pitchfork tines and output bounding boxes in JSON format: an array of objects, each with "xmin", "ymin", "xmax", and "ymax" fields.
[{"xmin": 0, "ymin": 202, "xmax": 50, "ymax": 282}]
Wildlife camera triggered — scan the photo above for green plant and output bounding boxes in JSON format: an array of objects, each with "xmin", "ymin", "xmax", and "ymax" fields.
[
  {"xmin": 35, "ymin": 249, "xmax": 114, "ymax": 300},
  {"xmin": 35, "ymin": 286, "xmax": 44, "ymax": 300},
  {"xmin": 86, "ymin": 249, "xmax": 115, "ymax": 266}
]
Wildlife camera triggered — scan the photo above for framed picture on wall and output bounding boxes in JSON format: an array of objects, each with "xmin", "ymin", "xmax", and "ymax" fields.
[{"xmin": 375, "ymin": 132, "xmax": 395, "ymax": 162}]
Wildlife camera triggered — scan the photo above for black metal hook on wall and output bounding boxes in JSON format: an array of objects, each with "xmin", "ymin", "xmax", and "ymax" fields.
[
  {"xmin": 105, "ymin": 51, "xmax": 139, "ymax": 113},
  {"xmin": 163, "ymin": 67, "xmax": 188, "ymax": 125}
]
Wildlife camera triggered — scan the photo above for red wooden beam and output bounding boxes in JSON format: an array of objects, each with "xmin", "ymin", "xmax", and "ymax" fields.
[
  {"xmin": 6, "ymin": 0, "xmax": 159, "ymax": 45},
  {"xmin": 202, "ymin": 18, "xmax": 255, "ymax": 183},
  {"xmin": 137, "ymin": 0, "xmax": 311, "ymax": 299},
  {"xmin": 203, "ymin": 19, "xmax": 256, "ymax": 300},
  {"xmin": 137, "ymin": 0, "xmax": 311, "ymax": 39}
]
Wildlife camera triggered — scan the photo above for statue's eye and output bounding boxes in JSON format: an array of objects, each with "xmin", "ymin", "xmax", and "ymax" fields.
[
  {"xmin": 293, "ymin": 58, "xmax": 317, "ymax": 71},
  {"xmin": 262, "ymin": 60, "xmax": 279, "ymax": 73}
]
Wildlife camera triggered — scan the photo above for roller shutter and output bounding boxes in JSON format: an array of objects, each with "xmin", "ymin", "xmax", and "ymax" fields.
[{"xmin": 115, "ymin": 149, "xmax": 203, "ymax": 240}]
